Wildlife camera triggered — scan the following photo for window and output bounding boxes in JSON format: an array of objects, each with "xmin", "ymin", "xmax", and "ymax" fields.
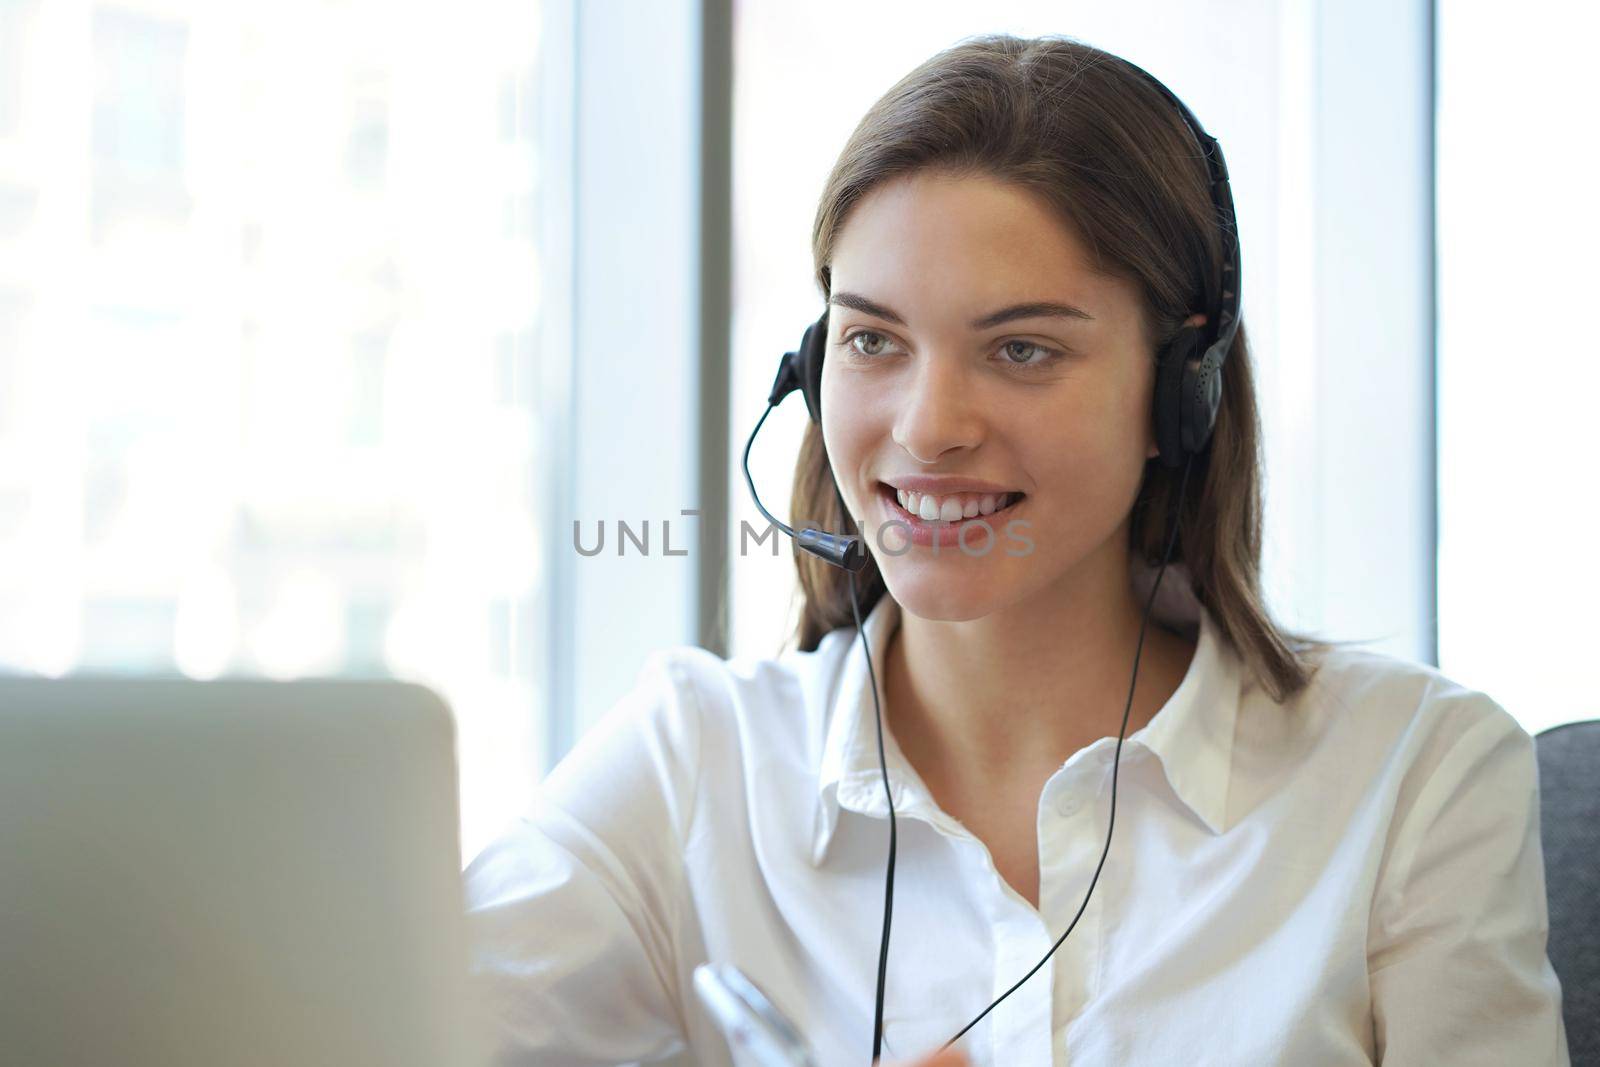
[
  {"xmin": 1436, "ymin": 1, "xmax": 1599, "ymax": 733},
  {"xmin": 92, "ymin": 8, "xmax": 186, "ymax": 178},
  {"xmin": 0, "ymin": 0, "xmax": 551, "ymax": 862},
  {"xmin": 0, "ymin": 0, "xmax": 40, "ymax": 138}
]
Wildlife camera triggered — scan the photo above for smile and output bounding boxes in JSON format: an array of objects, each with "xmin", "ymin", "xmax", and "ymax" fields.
[{"xmin": 876, "ymin": 482, "xmax": 1026, "ymax": 548}]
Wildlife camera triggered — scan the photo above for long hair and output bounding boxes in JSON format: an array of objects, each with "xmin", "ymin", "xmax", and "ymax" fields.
[{"xmin": 790, "ymin": 33, "xmax": 1347, "ymax": 704}]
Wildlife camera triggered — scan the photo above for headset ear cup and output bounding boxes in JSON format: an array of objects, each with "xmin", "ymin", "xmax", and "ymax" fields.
[
  {"xmin": 799, "ymin": 308, "xmax": 828, "ymax": 425},
  {"xmin": 1181, "ymin": 341, "xmax": 1226, "ymax": 455},
  {"xmin": 1153, "ymin": 327, "xmax": 1199, "ymax": 468}
]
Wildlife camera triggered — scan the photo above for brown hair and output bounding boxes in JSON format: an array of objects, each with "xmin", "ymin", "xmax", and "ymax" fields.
[{"xmin": 789, "ymin": 33, "xmax": 1352, "ymax": 705}]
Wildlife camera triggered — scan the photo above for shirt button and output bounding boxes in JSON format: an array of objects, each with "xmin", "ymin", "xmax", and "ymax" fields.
[{"xmin": 1055, "ymin": 793, "xmax": 1081, "ymax": 817}]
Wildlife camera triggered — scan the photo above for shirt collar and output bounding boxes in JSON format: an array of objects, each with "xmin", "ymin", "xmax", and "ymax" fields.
[{"xmin": 810, "ymin": 558, "xmax": 1244, "ymax": 866}]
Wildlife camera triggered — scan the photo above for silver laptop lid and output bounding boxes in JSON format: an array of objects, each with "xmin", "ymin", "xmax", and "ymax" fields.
[{"xmin": 0, "ymin": 674, "xmax": 486, "ymax": 1067}]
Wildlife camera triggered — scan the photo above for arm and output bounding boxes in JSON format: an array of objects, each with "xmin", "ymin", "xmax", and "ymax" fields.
[
  {"xmin": 462, "ymin": 650, "xmax": 703, "ymax": 1067},
  {"xmin": 1368, "ymin": 694, "xmax": 1570, "ymax": 1065}
]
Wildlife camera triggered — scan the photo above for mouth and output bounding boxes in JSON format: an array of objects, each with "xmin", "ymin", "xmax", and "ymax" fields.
[{"xmin": 876, "ymin": 481, "xmax": 1027, "ymax": 525}]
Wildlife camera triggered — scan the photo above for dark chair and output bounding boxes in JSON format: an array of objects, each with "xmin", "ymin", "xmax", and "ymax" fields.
[{"xmin": 1536, "ymin": 719, "xmax": 1599, "ymax": 1066}]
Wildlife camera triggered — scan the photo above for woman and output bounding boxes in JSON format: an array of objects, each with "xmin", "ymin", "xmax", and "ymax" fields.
[{"xmin": 462, "ymin": 34, "xmax": 1569, "ymax": 1066}]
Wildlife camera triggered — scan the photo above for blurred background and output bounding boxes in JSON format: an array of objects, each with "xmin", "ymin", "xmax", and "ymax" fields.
[{"xmin": 0, "ymin": 0, "xmax": 1593, "ymax": 863}]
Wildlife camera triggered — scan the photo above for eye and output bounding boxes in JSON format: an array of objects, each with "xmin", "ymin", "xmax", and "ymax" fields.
[
  {"xmin": 837, "ymin": 330, "xmax": 1065, "ymax": 371},
  {"xmin": 998, "ymin": 339, "xmax": 1062, "ymax": 369},
  {"xmin": 844, "ymin": 331, "xmax": 896, "ymax": 361},
  {"xmin": 840, "ymin": 330, "xmax": 896, "ymax": 358}
]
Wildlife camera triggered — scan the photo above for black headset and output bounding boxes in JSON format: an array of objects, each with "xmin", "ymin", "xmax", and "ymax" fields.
[{"xmin": 741, "ymin": 53, "xmax": 1241, "ymax": 1063}]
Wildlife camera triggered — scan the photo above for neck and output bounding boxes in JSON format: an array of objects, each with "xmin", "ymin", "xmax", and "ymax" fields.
[{"xmin": 884, "ymin": 543, "xmax": 1195, "ymax": 783}]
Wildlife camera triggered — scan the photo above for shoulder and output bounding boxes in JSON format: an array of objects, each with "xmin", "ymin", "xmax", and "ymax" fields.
[
  {"xmin": 1304, "ymin": 643, "xmax": 1523, "ymax": 735},
  {"xmin": 1277, "ymin": 642, "xmax": 1531, "ymax": 788},
  {"xmin": 648, "ymin": 627, "xmax": 859, "ymax": 758},
  {"xmin": 558, "ymin": 631, "xmax": 857, "ymax": 794}
]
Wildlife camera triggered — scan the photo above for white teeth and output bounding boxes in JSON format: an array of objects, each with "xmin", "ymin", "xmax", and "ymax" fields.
[{"xmin": 891, "ymin": 487, "xmax": 1021, "ymax": 520}]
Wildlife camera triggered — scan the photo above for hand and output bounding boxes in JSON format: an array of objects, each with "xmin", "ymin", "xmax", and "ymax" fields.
[{"xmin": 881, "ymin": 1048, "xmax": 970, "ymax": 1067}]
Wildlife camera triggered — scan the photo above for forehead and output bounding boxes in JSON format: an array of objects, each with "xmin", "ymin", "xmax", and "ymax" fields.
[{"xmin": 829, "ymin": 171, "xmax": 1108, "ymax": 305}]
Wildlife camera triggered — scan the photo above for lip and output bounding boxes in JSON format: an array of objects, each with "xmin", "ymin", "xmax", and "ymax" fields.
[
  {"xmin": 875, "ymin": 481, "xmax": 1026, "ymax": 549},
  {"xmin": 880, "ymin": 474, "xmax": 1023, "ymax": 495}
]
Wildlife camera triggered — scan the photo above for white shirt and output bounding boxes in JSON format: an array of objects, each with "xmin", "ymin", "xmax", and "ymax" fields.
[{"xmin": 461, "ymin": 562, "xmax": 1571, "ymax": 1066}]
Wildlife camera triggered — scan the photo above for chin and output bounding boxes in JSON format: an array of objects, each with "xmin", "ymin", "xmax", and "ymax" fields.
[{"xmin": 878, "ymin": 565, "xmax": 1021, "ymax": 623}]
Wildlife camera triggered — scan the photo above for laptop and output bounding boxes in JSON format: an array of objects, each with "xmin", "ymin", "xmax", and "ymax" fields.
[{"xmin": 0, "ymin": 673, "xmax": 489, "ymax": 1067}]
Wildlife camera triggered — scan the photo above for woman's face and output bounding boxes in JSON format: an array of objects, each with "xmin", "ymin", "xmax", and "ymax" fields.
[{"xmin": 823, "ymin": 170, "xmax": 1169, "ymax": 621}]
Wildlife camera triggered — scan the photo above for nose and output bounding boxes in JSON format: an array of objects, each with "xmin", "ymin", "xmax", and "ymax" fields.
[{"xmin": 890, "ymin": 350, "xmax": 984, "ymax": 463}]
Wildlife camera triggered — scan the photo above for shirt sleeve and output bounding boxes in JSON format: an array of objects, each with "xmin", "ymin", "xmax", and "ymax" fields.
[
  {"xmin": 1367, "ymin": 693, "xmax": 1570, "ymax": 1065},
  {"xmin": 461, "ymin": 649, "xmax": 704, "ymax": 1067}
]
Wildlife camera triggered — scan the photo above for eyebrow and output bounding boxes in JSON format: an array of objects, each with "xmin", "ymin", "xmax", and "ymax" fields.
[{"xmin": 828, "ymin": 290, "xmax": 1095, "ymax": 329}]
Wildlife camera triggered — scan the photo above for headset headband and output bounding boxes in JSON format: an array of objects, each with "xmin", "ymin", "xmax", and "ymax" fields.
[{"xmin": 1113, "ymin": 57, "xmax": 1242, "ymax": 363}]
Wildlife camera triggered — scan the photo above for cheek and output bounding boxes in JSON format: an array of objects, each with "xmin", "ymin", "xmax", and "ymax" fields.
[
  {"xmin": 1032, "ymin": 383, "xmax": 1146, "ymax": 464},
  {"xmin": 820, "ymin": 401, "xmax": 862, "ymax": 461},
  {"xmin": 1030, "ymin": 429, "xmax": 1124, "ymax": 496},
  {"xmin": 819, "ymin": 404, "xmax": 877, "ymax": 510},
  {"xmin": 820, "ymin": 361, "xmax": 888, "ymax": 449},
  {"xmin": 1020, "ymin": 396, "xmax": 1150, "ymax": 518}
]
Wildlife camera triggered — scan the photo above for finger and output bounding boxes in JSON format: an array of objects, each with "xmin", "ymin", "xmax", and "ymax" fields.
[{"xmin": 887, "ymin": 1048, "xmax": 970, "ymax": 1067}]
